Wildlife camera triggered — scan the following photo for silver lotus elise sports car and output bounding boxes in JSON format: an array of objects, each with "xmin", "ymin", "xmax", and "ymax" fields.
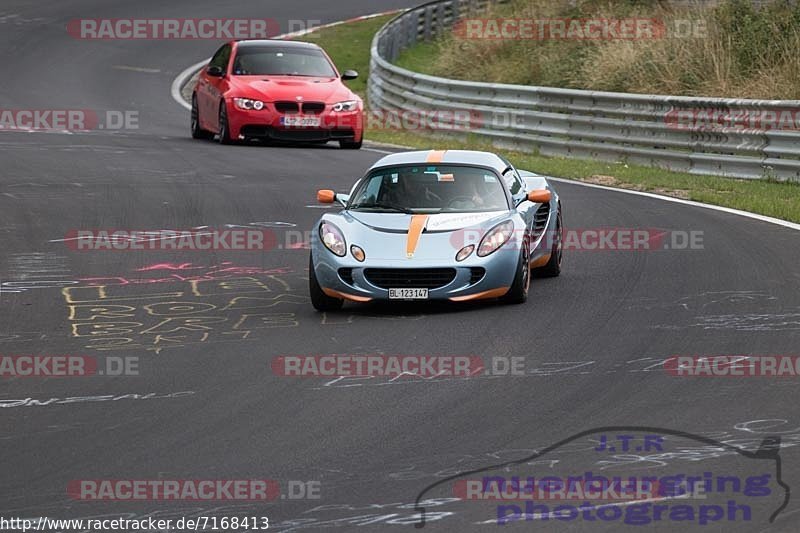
[{"xmin": 309, "ymin": 150, "xmax": 562, "ymax": 310}]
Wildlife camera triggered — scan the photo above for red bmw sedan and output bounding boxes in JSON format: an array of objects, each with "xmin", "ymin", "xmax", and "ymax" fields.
[{"xmin": 191, "ymin": 39, "xmax": 363, "ymax": 149}]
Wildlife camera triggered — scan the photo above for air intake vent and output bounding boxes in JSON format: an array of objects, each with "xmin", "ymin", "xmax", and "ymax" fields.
[
  {"xmin": 533, "ymin": 203, "xmax": 550, "ymax": 239},
  {"xmin": 469, "ymin": 267, "xmax": 485, "ymax": 285},
  {"xmin": 275, "ymin": 101, "xmax": 299, "ymax": 114},
  {"xmin": 338, "ymin": 268, "xmax": 354, "ymax": 285},
  {"xmin": 302, "ymin": 102, "xmax": 326, "ymax": 115},
  {"xmin": 364, "ymin": 268, "xmax": 456, "ymax": 289}
]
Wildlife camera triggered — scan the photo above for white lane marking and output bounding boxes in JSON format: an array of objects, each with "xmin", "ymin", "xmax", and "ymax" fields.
[
  {"xmin": 49, "ymin": 231, "xmax": 215, "ymax": 244},
  {"xmin": 0, "ymin": 128, "xmax": 74, "ymax": 135},
  {"xmin": 224, "ymin": 221, "xmax": 296, "ymax": 228},
  {"xmin": 170, "ymin": 10, "xmax": 403, "ymax": 111},
  {"xmin": 362, "ymin": 147, "xmax": 394, "ymax": 154},
  {"xmin": 364, "ymin": 140, "xmax": 414, "ymax": 150},
  {"xmin": 170, "ymin": 58, "xmax": 209, "ymax": 111},
  {"xmin": 113, "ymin": 65, "xmax": 161, "ymax": 73},
  {"xmin": 547, "ymin": 177, "xmax": 800, "ymax": 232}
]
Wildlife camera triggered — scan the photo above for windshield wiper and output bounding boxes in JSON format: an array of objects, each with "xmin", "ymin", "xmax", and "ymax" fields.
[{"xmin": 350, "ymin": 201, "xmax": 413, "ymax": 213}]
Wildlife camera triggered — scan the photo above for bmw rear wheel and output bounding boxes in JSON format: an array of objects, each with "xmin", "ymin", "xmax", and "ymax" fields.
[
  {"xmin": 217, "ymin": 103, "xmax": 233, "ymax": 145},
  {"xmin": 191, "ymin": 95, "xmax": 212, "ymax": 139},
  {"xmin": 339, "ymin": 139, "xmax": 362, "ymax": 150}
]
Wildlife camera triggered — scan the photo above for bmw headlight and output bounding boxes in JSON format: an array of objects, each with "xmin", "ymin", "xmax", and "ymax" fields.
[
  {"xmin": 332, "ymin": 100, "xmax": 358, "ymax": 112},
  {"xmin": 233, "ymin": 98, "xmax": 265, "ymax": 111},
  {"xmin": 477, "ymin": 221, "xmax": 514, "ymax": 257},
  {"xmin": 320, "ymin": 221, "xmax": 346, "ymax": 257}
]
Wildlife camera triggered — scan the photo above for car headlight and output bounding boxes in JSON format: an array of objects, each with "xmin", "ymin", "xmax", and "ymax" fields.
[
  {"xmin": 320, "ymin": 221, "xmax": 346, "ymax": 257},
  {"xmin": 233, "ymin": 98, "xmax": 264, "ymax": 111},
  {"xmin": 332, "ymin": 100, "xmax": 358, "ymax": 112},
  {"xmin": 477, "ymin": 221, "xmax": 514, "ymax": 257}
]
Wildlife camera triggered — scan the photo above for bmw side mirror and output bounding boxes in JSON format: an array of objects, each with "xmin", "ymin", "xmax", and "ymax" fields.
[
  {"xmin": 207, "ymin": 65, "xmax": 224, "ymax": 77},
  {"xmin": 341, "ymin": 70, "xmax": 359, "ymax": 81}
]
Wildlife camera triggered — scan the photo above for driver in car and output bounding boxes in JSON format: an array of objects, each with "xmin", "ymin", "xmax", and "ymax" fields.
[
  {"xmin": 447, "ymin": 175, "xmax": 505, "ymax": 210},
  {"xmin": 384, "ymin": 173, "xmax": 441, "ymax": 208}
]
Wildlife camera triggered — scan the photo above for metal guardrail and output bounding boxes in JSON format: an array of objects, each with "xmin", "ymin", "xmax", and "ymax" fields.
[{"xmin": 368, "ymin": 0, "xmax": 800, "ymax": 180}]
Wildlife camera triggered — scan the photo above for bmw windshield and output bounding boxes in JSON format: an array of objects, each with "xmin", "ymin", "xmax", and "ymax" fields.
[
  {"xmin": 348, "ymin": 165, "xmax": 510, "ymax": 213},
  {"xmin": 232, "ymin": 46, "xmax": 336, "ymax": 77}
]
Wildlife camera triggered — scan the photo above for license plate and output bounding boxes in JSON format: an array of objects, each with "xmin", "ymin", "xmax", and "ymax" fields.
[
  {"xmin": 280, "ymin": 116, "xmax": 321, "ymax": 127},
  {"xmin": 389, "ymin": 288, "xmax": 428, "ymax": 300}
]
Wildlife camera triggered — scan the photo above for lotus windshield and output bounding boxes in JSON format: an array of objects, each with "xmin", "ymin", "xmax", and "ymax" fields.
[
  {"xmin": 349, "ymin": 165, "xmax": 509, "ymax": 213},
  {"xmin": 232, "ymin": 47, "xmax": 336, "ymax": 77}
]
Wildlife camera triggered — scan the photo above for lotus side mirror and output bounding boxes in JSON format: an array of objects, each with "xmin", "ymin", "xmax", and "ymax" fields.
[
  {"xmin": 317, "ymin": 189, "xmax": 336, "ymax": 203},
  {"xmin": 527, "ymin": 189, "xmax": 552, "ymax": 203}
]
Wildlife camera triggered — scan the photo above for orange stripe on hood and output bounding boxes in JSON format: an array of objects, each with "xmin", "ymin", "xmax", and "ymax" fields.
[
  {"xmin": 406, "ymin": 215, "xmax": 429, "ymax": 258},
  {"xmin": 426, "ymin": 150, "xmax": 446, "ymax": 163}
]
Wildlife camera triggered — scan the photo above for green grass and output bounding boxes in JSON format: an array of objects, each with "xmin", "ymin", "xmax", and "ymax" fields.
[
  {"xmin": 295, "ymin": 15, "xmax": 395, "ymax": 96},
  {"xmin": 307, "ymin": 13, "xmax": 800, "ymax": 223},
  {"xmin": 394, "ymin": 41, "xmax": 441, "ymax": 74}
]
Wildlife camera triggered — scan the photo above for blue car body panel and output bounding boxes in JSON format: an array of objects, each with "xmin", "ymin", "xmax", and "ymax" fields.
[{"xmin": 311, "ymin": 150, "xmax": 560, "ymax": 302}]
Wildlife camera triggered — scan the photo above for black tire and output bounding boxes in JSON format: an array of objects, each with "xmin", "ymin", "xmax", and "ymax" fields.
[
  {"xmin": 502, "ymin": 239, "xmax": 530, "ymax": 304},
  {"xmin": 217, "ymin": 102, "xmax": 233, "ymax": 145},
  {"xmin": 309, "ymin": 255, "xmax": 344, "ymax": 311},
  {"xmin": 191, "ymin": 95, "xmax": 213, "ymax": 139},
  {"xmin": 534, "ymin": 206, "xmax": 562, "ymax": 278},
  {"xmin": 339, "ymin": 139, "xmax": 362, "ymax": 150}
]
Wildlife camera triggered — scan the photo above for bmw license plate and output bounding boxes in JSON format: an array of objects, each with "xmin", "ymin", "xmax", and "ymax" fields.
[
  {"xmin": 280, "ymin": 116, "xmax": 321, "ymax": 127},
  {"xmin": 389, "ymin": 288, "xmax": 428, "ymax": 300}
]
